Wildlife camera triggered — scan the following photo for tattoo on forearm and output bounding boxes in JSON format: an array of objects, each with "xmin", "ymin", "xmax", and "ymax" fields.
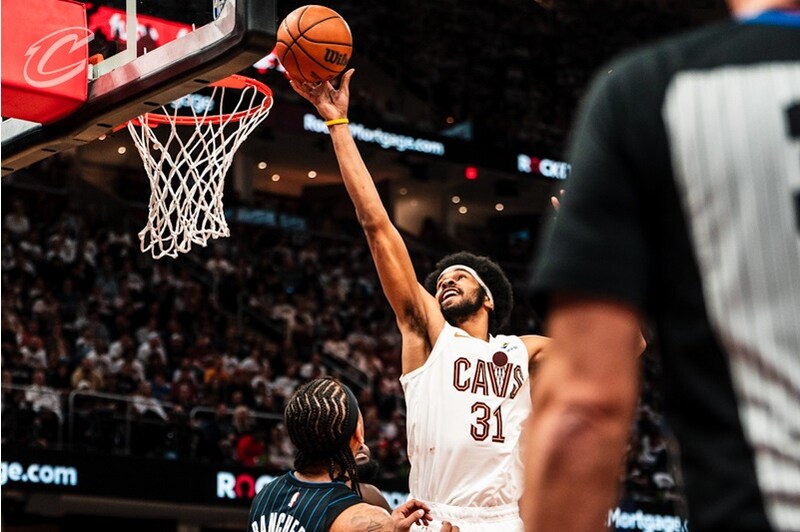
[
  {"xmin": 348, "ymin": 515, "xmax": 387, "ymax": 532},
  {"xmin": 366, "ymin": 520, "xmax": 384, "ymax": 532}
]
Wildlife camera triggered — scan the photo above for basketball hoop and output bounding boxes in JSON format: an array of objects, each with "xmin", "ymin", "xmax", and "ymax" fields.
[{"xmin": 127, "ymin": 75, "xmax": 273, "ymax": 259}]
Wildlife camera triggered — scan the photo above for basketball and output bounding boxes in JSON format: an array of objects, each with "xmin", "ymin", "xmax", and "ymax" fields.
[{"xmin": 275, "ymin": 5, "xmax": 352, "ymax": 84}]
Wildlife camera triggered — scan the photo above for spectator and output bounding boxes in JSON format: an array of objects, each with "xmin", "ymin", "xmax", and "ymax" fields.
[
  {"xmin": 24, "ymin": 370, "xmax": 63, "ymax": 447},
  {"xmin": 236, "ymin": 426, "xmax": 267, "ymax": 467},
  {"xmin": 265, "ymin": 423, "xmax": 294, "ymax": 470},
  {"xmin": 272, "ymin": 362, "xmax": 300, "ymax": 402},
  {"xmin": 5, "ymin": 200, "xmax": 31, "ymax": 239},
  {"xmin": 47, "ymin": 360, "xmax": 72, "ymax": 391},
  {"xmin": 205, "ymin": 247, "xmax": 235, "ymax": 279},
  {"xmin": 131, "ymin": 381, "xmax": 169, "ymax": 456},
  {"xmin": 25, "ymin": 370, "xmax": 63, "ymax": 421},
  {"xmin": 21, "ymin": 337, "xmax": 47, "ymax": 370},
  {"xmin": 71, "ymin": 357, "xmax": 104, "ymax": 391},
  {"xmin": 137, "ymin": 332, "xmax": 167, "ymax": 366},
  {"xmin": 199, "ymin": 402, "xmax": 236, "ymax": 462},
  {"xmin": 299, "ymin": 351, "xmax": 327, "ymax": 380},
  {"xmin": 203, "ymin": 354, "xmax": 230, "ymax": 386},
  {"xmin": 131, "ymin": 381, "xmax": 169, "ymax": 421},
  {"xmin": 149, "ymin": 372, "xmax": 171, "ymax": 402},
  {"xmin": 113, "ymin": 355, "xmax": 143, "ymax": 395},
  {"xmin": 109, "ymin": 333, "xmax": 135, "ymax": 361}
]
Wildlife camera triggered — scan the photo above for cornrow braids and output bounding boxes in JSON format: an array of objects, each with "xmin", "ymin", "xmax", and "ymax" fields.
[{"xmin": 284, "ymin": 377, "xmax": 362, "ymax": 497}]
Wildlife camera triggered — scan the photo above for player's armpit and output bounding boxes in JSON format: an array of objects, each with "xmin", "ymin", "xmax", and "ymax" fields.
[
  {"xmin": 417, "ymin": 283, "xmax": 446, "ymax": 344},
  {"xmin": 331, "ymin": 503, "xmax": 392, "ymax": 532},
  {"xmin": 394, "ymin": 284, "xmax": 446, "ymax": 374}
]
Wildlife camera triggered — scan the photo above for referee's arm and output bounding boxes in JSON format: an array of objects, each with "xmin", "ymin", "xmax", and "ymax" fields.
[{"xmin": 522, "ymin": 296, "xmax": 640, "ymax": 532}]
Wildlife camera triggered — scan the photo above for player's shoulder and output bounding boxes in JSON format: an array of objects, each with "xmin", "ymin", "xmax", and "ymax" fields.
[
  {"xmin": 576, "ymin": 20, "xmax": 756, "ymax": 123},
  {"xmin": 606, "ymin": 18, "xmax": 797, "ymax": 89},
  {"xmin": 519, "ymin": 334, "xmax": 550, "ymax": 360},
  {"xmin": 249, "ymin": 473, "xmax": 289, "ymax": 517},
  {"xmin": 619, "ymin": 20, "xmax": 735, "ymax": 66},
  {"xmin": 330, "ymin": 502, "xmax": 391, "ymax": 532}
]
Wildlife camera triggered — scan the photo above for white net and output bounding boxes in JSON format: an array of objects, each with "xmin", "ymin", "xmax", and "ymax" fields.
[
  {"xmin": 493, "ymin": 365, "xmax": 507, "ymax": 387},
  {"xmin": 127, "ymin": 76, "xmax": 273, "ymax": 259}
]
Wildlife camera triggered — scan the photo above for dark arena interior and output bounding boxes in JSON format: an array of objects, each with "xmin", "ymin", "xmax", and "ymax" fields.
[{"xmin": 2, "ymin": 1, "xmax": 732, "ymax": 531}]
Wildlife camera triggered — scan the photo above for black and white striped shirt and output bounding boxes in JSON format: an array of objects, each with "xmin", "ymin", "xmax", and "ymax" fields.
[{"xmin": 533, "ymin": 10, "xmax": 800, "ymax": 532}]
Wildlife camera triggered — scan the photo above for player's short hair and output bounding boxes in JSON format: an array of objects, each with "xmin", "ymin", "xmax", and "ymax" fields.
[
  {"xmin": 423, "ymin": 251, "xmax": 513, "ymax": 334},
  {"xmin": 284, "ymin": 377, "xmax": 361, "ymax": 495}
]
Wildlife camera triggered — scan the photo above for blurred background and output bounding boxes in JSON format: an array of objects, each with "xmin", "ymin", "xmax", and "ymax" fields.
[{"xmin": 2, "ymin": 0, "xmax": 728, "ymax": 530}]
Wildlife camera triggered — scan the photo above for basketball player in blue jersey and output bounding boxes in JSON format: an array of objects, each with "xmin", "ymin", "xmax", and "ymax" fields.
[
  {"xmin": 291, "ymin": 73, "xmax": 550, "ymax": 532},
  {"xmin": 528, "ymin": 0, "xmax": 800, "ymax": 530},
  {"xmin": 249, "ymin": 377, "xmax": 459, "ymax": 532}
]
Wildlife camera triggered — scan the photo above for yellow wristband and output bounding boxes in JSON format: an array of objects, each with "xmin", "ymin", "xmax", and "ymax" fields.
[{"xmin": 325, "ymin": 117, "xmax": 349, "ymax": 127}]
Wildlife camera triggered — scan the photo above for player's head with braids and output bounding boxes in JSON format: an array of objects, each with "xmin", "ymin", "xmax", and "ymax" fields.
[
  {"xmin": 284, "ymin": 377, "xmax": 363, "ymax": 496},
  {"xmin": 424, "ymin": 251, "xmax": 513, "ymax": 335}
]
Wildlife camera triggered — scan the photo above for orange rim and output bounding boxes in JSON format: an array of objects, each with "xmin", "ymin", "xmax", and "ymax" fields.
[{"xmin": 130, "ymin": 75, "xmax": 273, "ymax": 127}]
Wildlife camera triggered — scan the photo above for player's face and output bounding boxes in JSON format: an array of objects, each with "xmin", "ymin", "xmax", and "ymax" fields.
[
  {"xmin": 351, "ymin": 410, "xmax": 366, "ymax": 457},
  {"xmin": 437, "ymin": 269, "xmax": 477, "ymax": 305},
  {"xmin": 354, "ymin": 440, "xmax": 371, "ymax": 465},
  {"xmin": 355, "ymin": 443, "xmax": 381, "ymax": 482},
  {"xmin": 436, "ymin": 270, "xmax": 487, "ymax": 321}
]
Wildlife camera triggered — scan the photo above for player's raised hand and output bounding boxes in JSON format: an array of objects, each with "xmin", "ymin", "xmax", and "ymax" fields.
[
  {"xmin": 289, "ymin": 68, "xmax": 354, "ymax": 122},
  {"xmin": 390, "ymin": 499, "xmax": 433, "ymax": 530}
]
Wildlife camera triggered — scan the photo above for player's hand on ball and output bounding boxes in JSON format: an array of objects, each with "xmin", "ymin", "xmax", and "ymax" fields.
[{"xmin": 290, "ymin": 68, "xmax": 354, "ymax": 123}]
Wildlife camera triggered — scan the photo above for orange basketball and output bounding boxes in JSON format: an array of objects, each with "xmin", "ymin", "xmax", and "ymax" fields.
[{"xmin": 275, "ymin": 5, "xmax": 352, "ymax": 84}]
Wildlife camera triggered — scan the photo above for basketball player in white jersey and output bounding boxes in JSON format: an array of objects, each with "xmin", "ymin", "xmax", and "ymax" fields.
[{"xmin": 291, "ymin": 71, "xmax": 549, "ymax": 532}]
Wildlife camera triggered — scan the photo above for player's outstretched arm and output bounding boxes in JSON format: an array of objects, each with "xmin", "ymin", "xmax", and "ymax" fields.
[{"xmin": 291, "ymin": 71, "xmax": 444, "ymax": 371}]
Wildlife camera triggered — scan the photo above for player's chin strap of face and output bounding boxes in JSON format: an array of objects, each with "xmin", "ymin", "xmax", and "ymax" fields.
[{"xmin": 437, "ymin": 264, "xmax": 494, "ymax": 306}]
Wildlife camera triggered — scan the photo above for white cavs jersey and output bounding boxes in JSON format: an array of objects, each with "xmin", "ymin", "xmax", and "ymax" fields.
[{"xmin": 400, "ymin": 322, "xmax": 531, "ymax": 510}]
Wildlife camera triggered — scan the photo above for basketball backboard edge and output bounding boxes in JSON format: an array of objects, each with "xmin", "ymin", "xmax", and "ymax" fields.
[{"xmin": 1, "ymin": 0, "xmax": 277, "ymax": 176}]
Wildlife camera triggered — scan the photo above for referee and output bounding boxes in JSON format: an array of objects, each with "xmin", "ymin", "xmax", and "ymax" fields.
[
  {"xmin": 248, "ymin": 377, "xmax": 458, "ymax": 532},
  {"xmin": 526, "ymin": 1, "xmax": 799, "ymax": 531}
]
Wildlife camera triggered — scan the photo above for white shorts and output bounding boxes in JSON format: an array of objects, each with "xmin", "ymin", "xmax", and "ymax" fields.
[{"xmin": 410, "ymin": 500, "xmax": 524, "ymax": 532}]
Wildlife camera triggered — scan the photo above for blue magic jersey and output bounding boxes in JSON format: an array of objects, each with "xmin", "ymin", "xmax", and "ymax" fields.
[{"xmin": 248, "ymin": 471, "xmax": 361, "ymax": 532}]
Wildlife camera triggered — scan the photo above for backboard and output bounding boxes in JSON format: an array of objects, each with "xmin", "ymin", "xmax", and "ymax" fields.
[{"xmin": 1, "ymin": 0, "xmax": 277, "ymax": 176}]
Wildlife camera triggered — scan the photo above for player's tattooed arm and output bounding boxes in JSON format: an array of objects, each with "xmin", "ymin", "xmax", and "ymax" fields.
[
  {"xmin": 331, "ymin": 503, "xmax": 393, "ymax": 532},
  {"xmin": 348, "ymin": 515, "xmax": 385, "ymax": 532}
]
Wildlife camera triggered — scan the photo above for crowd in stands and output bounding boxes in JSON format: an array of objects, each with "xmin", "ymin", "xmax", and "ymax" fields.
[
  {"xmin": 311, "ymin": 0, "xmax": 705, "ymax": 156},
  {"xmin": 2, "ymin": 178, "xmax": 679, "ymax": 500},
  {"xmin": 1, "ymin": 186, "xmax": 419, "ymax": 478}
]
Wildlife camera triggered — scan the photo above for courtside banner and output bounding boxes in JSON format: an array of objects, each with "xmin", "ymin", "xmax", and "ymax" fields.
[
  {"xmin": 265, "ymin": 102, "xmax": 569, "ymax": 179},
  {"xmin": 0, "ymin": 445, "xmax": 409, "ymax": 507},
  {"xmin": 1, "ymin": 445, "xmax": 688, "ymax": 526},
  {"xmin": 1, "ymin": 444, "xmax": 270, "ymax": 505}
]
